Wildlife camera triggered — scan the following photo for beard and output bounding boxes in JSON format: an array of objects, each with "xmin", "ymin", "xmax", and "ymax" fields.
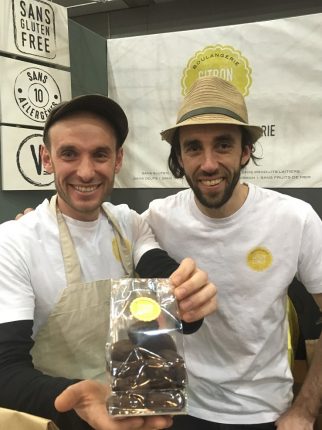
[{"xmin": 185, "ymin": 167, "xmax": 241, "ymax": 210}]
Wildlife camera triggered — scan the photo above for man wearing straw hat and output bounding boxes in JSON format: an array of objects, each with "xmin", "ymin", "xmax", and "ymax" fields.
[{"xmin": 143, "ymin": 76, "xmax": 322, "ymax": 429}]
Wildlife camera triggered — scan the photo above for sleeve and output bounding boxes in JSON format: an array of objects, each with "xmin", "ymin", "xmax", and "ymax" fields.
[
  {"xmin": 297, "ymin": 207, "xmax": 322, "ymax": 294},
  {"xmin": 0, "ymin": 320, "xmax": 91, "ymax": 430},
  {"xmin": 136, "ymin": 248, "xmax": 203, "ymax": 334},
  {"xmin": 128, "ymin": 208, "xmax": 162, "ymax": 266},
  {"xmin": 0, "ymin": 224, "xmax": 35, "ymax": 324}
]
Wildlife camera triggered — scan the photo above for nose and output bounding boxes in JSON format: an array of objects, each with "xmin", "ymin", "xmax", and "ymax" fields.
[
  {"xmin": 200, "ymin": 150, "xmax": 219, "ymax": 173},
  {"xmin": 76, "ymin": 157, "xmax": 95, "ymax": 182}
]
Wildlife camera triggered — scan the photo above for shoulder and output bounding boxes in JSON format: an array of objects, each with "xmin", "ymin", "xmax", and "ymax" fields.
[
  {"xmin": 148, "ymin": 189, "xmax": 191, "ymax": 211},
  {"xmin": 251, "ymin": 185, "xmax": 319, "ymax": 223},
  {"xmin": 0, "ymin": 200, "xmax": 55, "ymax": 245},
  {"xmin": 250, "ymin": 187, "xmax": 322, "ymax": 235},
  {"xmin": 102, "ymin": 201, "xmax": 138, "ymax": 219},
  {"xmin": 102, "ymin": 201, "xmax": 141, "ymax": 231}
]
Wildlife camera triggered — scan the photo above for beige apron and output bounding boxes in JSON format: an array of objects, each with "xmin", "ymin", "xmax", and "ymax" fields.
[
  {"xmin": 31, "ymin": 195, "xmax": 134, "ymax": 383},
  {"xmin": 0, "ymin": 407, "xmax": 58, "ymax": 430}
]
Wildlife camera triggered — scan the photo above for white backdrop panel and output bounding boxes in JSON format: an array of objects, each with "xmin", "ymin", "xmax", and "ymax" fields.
[{"xmin": 107, "ymin": 13, "xmax": 322, "ymax": 188}]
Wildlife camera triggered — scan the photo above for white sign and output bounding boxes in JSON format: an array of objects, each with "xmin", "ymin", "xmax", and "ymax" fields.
[
  {"xmin": 0, "ymin": 57, "xmax": 71, "ymax": 126},
  {"xmin": 0, "ymin": 0, "xmax": 70, "ymax": 66},
  {"xmin": 1, "ymin": 126, "xmax": 55, "ymax": 190},
  {"xmin": 107, "ymin": 13, "xmax": 322, "ymax": 188}
]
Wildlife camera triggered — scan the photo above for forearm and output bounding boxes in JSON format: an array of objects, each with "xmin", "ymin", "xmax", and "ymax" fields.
[
  {"xmin": 292, "ymin": 331, "xmax": 322, "ymax": 422},
  {"xmin": 0, "ymin": 320, "xmax": 90, "ymax": 429},
  {"xmin": 136, "ymin": 248, "xmax": 180, "ymax": 278}
]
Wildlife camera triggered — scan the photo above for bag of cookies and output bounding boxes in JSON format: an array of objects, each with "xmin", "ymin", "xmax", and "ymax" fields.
[{"xmin": 106, "ymin": 278, "xmax": 187, "ymax": 416}]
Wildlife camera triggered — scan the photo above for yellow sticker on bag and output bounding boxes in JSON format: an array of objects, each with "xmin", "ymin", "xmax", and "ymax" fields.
[{"xmin": 130, "ymin": 297, "xmax": 161, "ymax": 321}]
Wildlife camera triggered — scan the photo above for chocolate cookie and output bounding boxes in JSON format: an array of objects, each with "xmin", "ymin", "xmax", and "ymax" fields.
[
  {"xmin": 128, "ymin": 320, "xmax": 159, "ymax": 345},
  {"xmin": 110, "ymin": 339, "xmax": 135, "ymax": 362},
  {"xmin": 145, "ymin": 357, "xmax": 174, "ymax": 389},
  {"xmin": 109, "ymin": 392, "xmax": 146, "ymax": 413},
  {"xmin": 146, "ymin": 333, "xmax": 177, "ymax": 353},
  {"xmin": 146, "ymin": 390, "xmax": 186, "ymax": 412},
  {"xmin": 159, "ymin": 349, "xmax": 187, "ymax": 387}
]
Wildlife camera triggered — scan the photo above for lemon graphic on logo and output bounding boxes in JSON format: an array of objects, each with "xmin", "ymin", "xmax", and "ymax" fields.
[
  {"xmin": 247, "ymin": 247, "xmax": 273, "ymax": 271},
  {"xmin": 182, "ymin": 44, "xmax": 252, "ymax": 97}
]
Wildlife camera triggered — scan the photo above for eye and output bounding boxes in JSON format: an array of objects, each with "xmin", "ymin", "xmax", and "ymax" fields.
[
  {"xmin": 183, "ymin": 140, "xmax": 201, "ymax": 154},
  {"xmin": 60, "ymin": 149, "xmax": 77, "ymax": 160},
  {"xmin": 94, "ymin": 150, "xmax": 109, "ymax": 160},
  {"xmin": 216, "ymin": 140, "xmax": 233, "ymax": 152}
]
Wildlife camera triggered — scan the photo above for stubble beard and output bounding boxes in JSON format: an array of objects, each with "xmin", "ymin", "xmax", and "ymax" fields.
[{"xmin": 185, "ymin": 168, "xmax": 241, "ymax": 210}]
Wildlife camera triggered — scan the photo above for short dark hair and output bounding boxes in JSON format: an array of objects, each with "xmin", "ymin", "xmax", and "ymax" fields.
[{"xmin": 168, "ymin": 126, "xmax": 261, "ymax": 178}]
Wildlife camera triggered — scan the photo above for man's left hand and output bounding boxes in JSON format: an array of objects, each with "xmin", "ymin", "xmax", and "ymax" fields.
[{"xmin": 170, "ymin": 257, "xmax": 217, "ymax": 322}]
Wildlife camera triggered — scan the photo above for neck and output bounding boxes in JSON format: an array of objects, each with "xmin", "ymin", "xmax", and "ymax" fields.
[
  {"xmin": 196, "ymin": 182, "xmax": 249, "ymax": 219},
  {"xmin": 56, "ymin": 196, "xmax": 101, "ymax": 222}
]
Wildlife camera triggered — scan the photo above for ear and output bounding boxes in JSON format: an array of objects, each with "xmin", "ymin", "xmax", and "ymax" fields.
[
  {"xmin": 41, "ymin": 145, "xmax": 54, "ymax": 174},
  {"xmin": 178, "ymin": 152, "xmax": 184, "ymax": 169},
  {"xmin": 115, "ymin": 147, "xmax": 123, "ymax": 174},
  {"xmin": 241, "ymin": 144, "xmax": 251, "ymax": 167}
]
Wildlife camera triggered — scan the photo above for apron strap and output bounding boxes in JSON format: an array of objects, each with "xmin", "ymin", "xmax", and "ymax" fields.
[
  {"xmin": 49, "ymin": 195, "xmax": 134, "ymax": 285},
  {"xmin": 101, "ymin": 204, "xmax": 134, "ymax": 277},
  {"xmin": 50, "ymin": 195, "xmax": 82, "ymax": 287}
]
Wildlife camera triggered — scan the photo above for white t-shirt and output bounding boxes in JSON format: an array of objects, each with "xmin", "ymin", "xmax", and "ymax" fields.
[
  {"xmin": 142, "ymin": 183, "xmax": 322, "ymax": 424},
  {"xmin": 0, "ymin": 199, "xmax": 160, "ymax": 336}
]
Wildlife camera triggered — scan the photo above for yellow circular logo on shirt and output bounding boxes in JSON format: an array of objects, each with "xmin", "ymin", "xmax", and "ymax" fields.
[
  {"xmin": 247, "ymin": 247, "xmax": 273, "ymax": 271},
  {"xmin": 112, "ymin": 238, "xmax": 131, "ymax": 262},
  {"xmin": 130, "ymin": 297, "xmax": 161, "ymax": 321}
]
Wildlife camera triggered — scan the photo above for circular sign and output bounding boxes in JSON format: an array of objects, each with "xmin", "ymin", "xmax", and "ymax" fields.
[
  {"xmin": 14, "ymin": 67, "xmax": 61, "ymax": 123},
  {"xmin": 16, "ymin": 133, "xmax": 55, "ymax": 187},
  {"xmin": 181, "ymin": 44, "xmax": 252, "ymax": 96}
]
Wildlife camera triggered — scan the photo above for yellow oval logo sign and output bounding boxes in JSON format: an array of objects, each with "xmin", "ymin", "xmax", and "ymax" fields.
[{"xmin": 181, "ymin": 44, "xmax": 252, "ymax": 97}]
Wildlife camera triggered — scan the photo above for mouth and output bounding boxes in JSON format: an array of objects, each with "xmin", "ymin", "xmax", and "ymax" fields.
[
  {"xmin": 199, "ymin": 178, "xmax": 224, "ymax": 186},
  {"xmin": 72, "ymin": 184, "xmax": 100, "ymax": 193}
]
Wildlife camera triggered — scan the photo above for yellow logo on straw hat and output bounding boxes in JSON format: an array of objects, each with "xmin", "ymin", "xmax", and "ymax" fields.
[
  {"xmin": 182, "ymin": 44, "xmax": 252, "ymax": 97},
  {"xmin": 130, "ymin": 297, "xmax": 161, "ymax": 321},
  {"xmin": 247, "ymin": 247, "xmax": 273, "ymax": 271}
]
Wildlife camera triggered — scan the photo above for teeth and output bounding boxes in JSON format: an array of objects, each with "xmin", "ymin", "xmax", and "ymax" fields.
[
  {"xmin": 201, "ymin": 178, "xmax": 222, "ymax": 186},
  {"xmin": 74, "ymin": 185, "xmax": 98, "ymax": 192}
]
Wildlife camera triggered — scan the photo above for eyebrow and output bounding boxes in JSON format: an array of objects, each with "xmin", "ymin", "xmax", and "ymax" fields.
[
  {"xmin": 57, "ymin": 144, "xmax": 112, "ymax": 152},
  {"xmin": 182, "ymin": 138, "xmax": 200, "ymax": 147},
  {"xmin": 182, "ymin": 133, "xmax": 236, "ymax": 146}
]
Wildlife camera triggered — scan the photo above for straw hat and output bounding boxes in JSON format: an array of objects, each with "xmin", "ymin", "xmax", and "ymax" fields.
[{"xmin": 161, "ymin": 76, "xmax": 263, "ymax": 145}]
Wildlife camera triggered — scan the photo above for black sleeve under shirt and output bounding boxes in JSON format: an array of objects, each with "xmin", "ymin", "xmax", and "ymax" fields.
[{"xmin": 0, "ymin": 320, "xmax": 91, "ymax": 430}]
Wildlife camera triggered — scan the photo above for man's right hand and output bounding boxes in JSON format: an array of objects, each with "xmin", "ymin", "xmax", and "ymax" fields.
[
  {"xmin": 55, "ymin": 380, "xmax": 173, "ymax": 430},
  {"xmin": 15, "ymin": 208, "xmax": 34, "ymax": 220}
]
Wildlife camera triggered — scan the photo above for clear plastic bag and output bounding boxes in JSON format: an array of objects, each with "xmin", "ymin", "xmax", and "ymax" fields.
[{"xmin": 106, "ymin": 278, "xmax": 188, "ymax": 416}]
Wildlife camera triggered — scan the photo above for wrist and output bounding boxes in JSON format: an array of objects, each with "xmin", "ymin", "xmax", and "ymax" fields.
[{"xmin": 292, "ymin": 395, "xmax": 320, "ymax": 423}]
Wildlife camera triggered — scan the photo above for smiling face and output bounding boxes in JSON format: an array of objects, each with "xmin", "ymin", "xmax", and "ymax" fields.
[
  {"xmin": 41, "ymin": 112, "xmax": 123, "ymax": 221},
  {"xmin": 178, "ymin": 123, "xmax": 251, "ymax": 218}
]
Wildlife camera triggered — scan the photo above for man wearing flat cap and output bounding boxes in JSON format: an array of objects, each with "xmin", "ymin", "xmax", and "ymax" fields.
[
  {"xmin": 0, "ymin": 94, "xmax": 217, "ymax": 429},
  {"xmin": 143, "ymin": 76, "xmax": 322, "ymax": 430}
]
